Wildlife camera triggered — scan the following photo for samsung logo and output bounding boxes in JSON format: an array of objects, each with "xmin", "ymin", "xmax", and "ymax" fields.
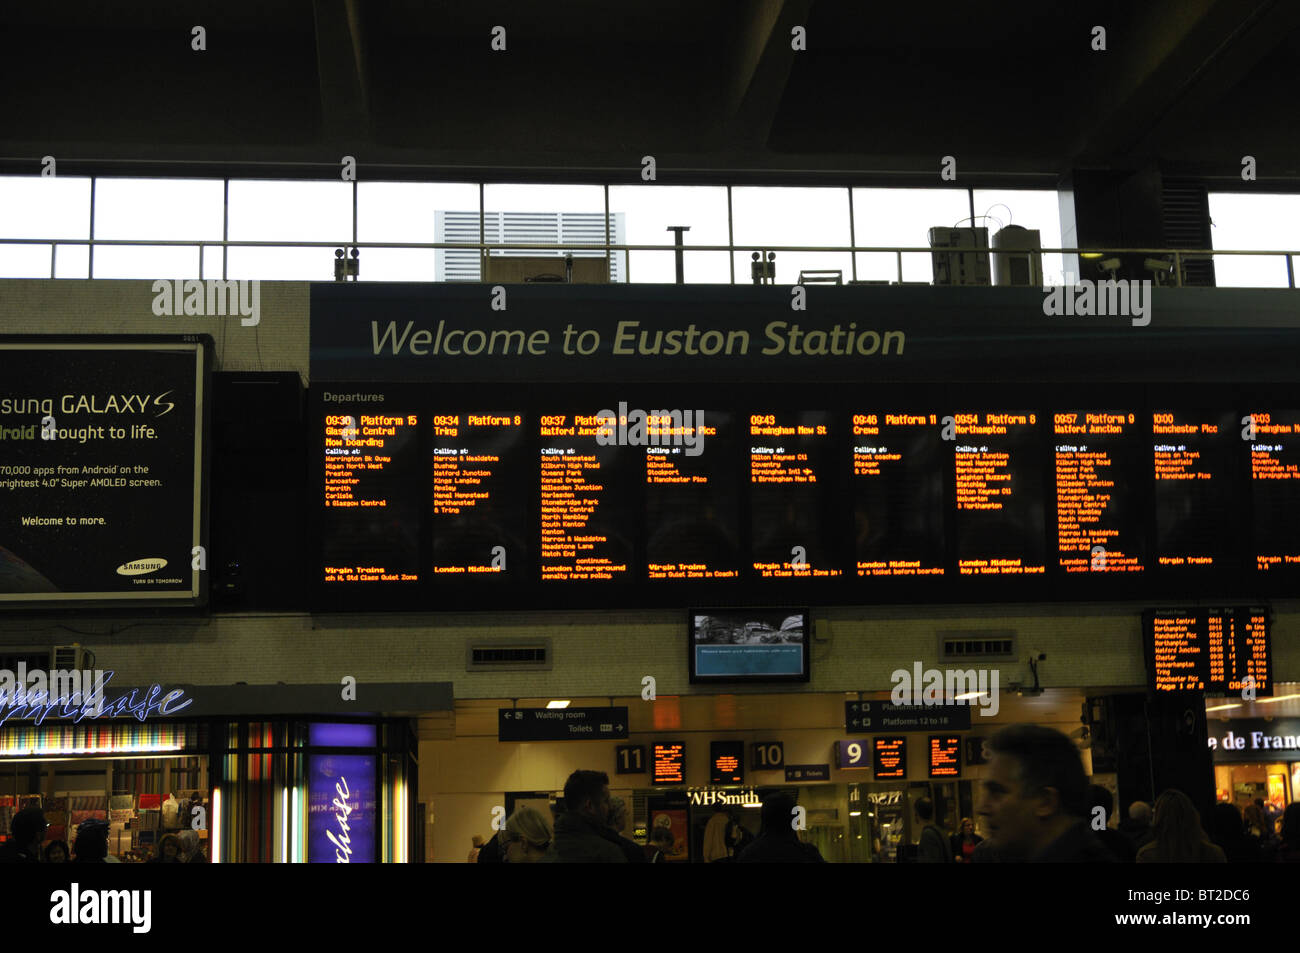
[{"xmin": 116, "ymin": 558, "xmax": 167, "ymax": 576}]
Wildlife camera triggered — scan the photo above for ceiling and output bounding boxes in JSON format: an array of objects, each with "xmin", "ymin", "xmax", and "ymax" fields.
[{"xmin": 5, "ymin": 0, "xmax": 1300, "ymax": 185}]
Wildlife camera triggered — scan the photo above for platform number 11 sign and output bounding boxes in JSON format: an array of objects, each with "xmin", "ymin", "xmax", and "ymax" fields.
[{"xmin": 615, "ymin": 744, "xmax": 646, "ymax": 774}]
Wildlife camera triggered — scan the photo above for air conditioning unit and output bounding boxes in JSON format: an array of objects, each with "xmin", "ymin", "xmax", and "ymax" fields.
[
  {"xmin": 991, "ymin": 225, "xmax": 1043, "ymax": 286},
  {"xmin": 52, "ymin": 643, "xmax": 93, "ymax": 672},
  {"xmin": 928, "ymin": 226, "xmax": 990, "ymax": 286}
]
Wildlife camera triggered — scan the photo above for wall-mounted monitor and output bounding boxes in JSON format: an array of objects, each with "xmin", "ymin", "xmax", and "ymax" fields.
[
  {"xmin": 652, "ymin": 742, "xmax": 685, "ymax": 786},
  {"xmin": 710, "ymin": 740, "xmax": 744, "ymax": 785},
  {"xmin": 0, "ymin": 336, "xmax": 210, "ymax": 608},
  {"xmin": 1143, "ymin": 607, "xmax": 1272, "ymax": 696},
  {"xmin": 689, "ymin": 608, "xmax": 810, "ymax": 684}
]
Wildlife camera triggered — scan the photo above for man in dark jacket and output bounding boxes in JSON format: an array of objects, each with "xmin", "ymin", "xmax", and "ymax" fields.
[
  {"xmin": 914, "ymin": 797, "xmax": 951, "ymax": 863},
  {"xmin": 1118, "ymin": 800, "xmax": 1154, "ymax": 853},
  {"xmin": 1087, "ymin": 784, "xmax": 1136, "ymax": 862},
  {"xmin": 735, "ymin": 792, "xmax": 825, "ymax": 863},
  {"xmin": 977, "ymin": 724, "xmax": 1114, "ymax": 863},
  {"xmin": 543, "ymin": 770, "xmax": 627, "ymax": 863},
  {"xmin": 0, "ymin": 807, "xmax": 46, "ymax": 863}
]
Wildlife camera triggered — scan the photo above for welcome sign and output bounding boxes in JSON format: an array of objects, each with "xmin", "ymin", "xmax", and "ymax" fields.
[{"xmin": 307, "ymin": 754, "xmax": 376, "ymax": 863}]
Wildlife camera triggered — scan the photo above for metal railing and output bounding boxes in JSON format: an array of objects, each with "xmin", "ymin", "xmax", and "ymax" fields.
[{"xmin": 0, "ymin": 237, "xmax": 1298, "ymax": 287}]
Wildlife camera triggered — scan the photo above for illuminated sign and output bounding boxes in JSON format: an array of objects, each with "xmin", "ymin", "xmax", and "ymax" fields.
[
  {"xmin": 873, "ymin": 737, "xmax": 907, "ymax": 779},
  {"xmin": 308, "ymin": 754, "xmax": 375, "ymax": 864},
  {"xmin": 686, "ymin": 787, "xmax": 759, "ymax": 806},
  {"xmin": 1207, "ymin": 719, "xmax": 1300, "ymax": 763},
  {"xmin": 312, "ymin": 388, "xmax": 1300, "ymax": 611},
  {"xmin": 928, "ymin": 735, "xmax": 962, "ymax": 778},
  {"xmin": 836, "ymin": 739, "xmax": 871, "ymax": 769},
  {"xmin": 1144, "ymin": 608, "xmax": 1271, "ymax": 695},
  {"xmin": 710, "ymin": 741, "xmax": 745, "ymax": 785},
  {"xmin": 652, "ymin": 742, "xmax": 685, "ymax": 785},
  {"xmin": 0, "ymin": 669, "xmax": 192, "ymax": 726}
]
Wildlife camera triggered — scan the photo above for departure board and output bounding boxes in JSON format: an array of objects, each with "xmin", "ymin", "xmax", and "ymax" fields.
[
  {"xmin": 952, "ymin": 409, "xmax": 1046, "ymax": 577},
  {"xmin": 1144, "ymin": 608, "xmax": 1272, "ymax": 696},
  {"xmin": 321, "ymin": 399, "xmax": 422, "ymax": 586},
  {"xmin": 645, "ymin": 408, "xmax": 741, "ymax": 580},
  {"xmin": 928, "ymin": 735, "xmax": 962, "ymax": 778},
  {"xmin": 852, "ymin": 410, "xmax": 946, "ymax": 578},
  {"xmin": 653, "ymin": 742, "xmax": 686, "ymax": 785},
  {"xmin": 1052, "ymin": 410, "xmax": 1145, "ymax": 575},
  {"xmin": 312, "ymin": 384, "xmax": 1300, "ymax": 610},
  {"xmin": 1151, "ymin": 408, "xmax": 1236, "ymax": 571},
  {"xmin": 873, "ymin": 737, "xmax": 907, "ymax": 780},
  {"xmin": 432, "ymin": 410, "xmax": 530, "ymax": 577},
  {"xmin": 749, "ymin": 410, "xmax": 841, "ymax": 578},
  {"xmin": 539, "ymin": 410, "xmax": 635, "ymax": 582},
  {"xmin": 1248, "ymin": 409, "xmax": 1300, "ymax": 572}
]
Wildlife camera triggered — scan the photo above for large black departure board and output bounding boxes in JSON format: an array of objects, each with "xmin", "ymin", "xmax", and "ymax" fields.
[{"xmin": 313, "ymin": 383, "xmax": 1300, "ymax": 610}]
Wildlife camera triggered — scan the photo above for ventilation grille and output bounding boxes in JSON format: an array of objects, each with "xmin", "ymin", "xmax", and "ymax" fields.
[
  {"xmin": 1162, "ymin": 180, "xmax": 1216, "ymax": 287},
  {"xmin": 435, "ymin": 211, "xmax": 626, "ymax": 282},
  {"xmin": 466, "ymin": 640, "xmax": 552, "ymax": 671},
  {"xmin": 939, "ymin": 631, "xmax": 1016, "ymax": 660}
]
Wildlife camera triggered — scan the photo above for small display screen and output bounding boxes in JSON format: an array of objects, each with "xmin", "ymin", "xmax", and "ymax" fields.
[{"xmin": 652, "ymin": 742, "xmax": 685, "ymax": 786}]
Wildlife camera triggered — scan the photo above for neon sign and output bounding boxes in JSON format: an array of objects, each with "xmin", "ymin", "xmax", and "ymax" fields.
[
  {"xmin": 0, "ymin": 669, "xmax": 192, "ymax": 727},
  {"xmin": 327, "ymin": 777, "xmax": 354, "ymax": 863}
]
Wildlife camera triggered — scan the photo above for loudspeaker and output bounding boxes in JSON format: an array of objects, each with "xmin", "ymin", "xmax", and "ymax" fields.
[{"xmin": 208, "ymin": 372, "xmax": 307, "ymax": 610}]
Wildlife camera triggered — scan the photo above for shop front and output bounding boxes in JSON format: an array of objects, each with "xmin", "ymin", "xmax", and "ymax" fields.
[
  {"xmin": 0, "ymin": 679, "xmax": 449, "ymax": 862},
  {"xmin": 1208, "ymin": 716, "xmax": 1300, "ymax": 820}
]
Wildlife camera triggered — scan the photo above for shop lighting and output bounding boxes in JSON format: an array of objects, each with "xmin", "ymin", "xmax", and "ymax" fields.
[
  {"xmin": 546, "ymin": 700, "xmax": 570, "ymax": 709},
  {"xmin": 953, "ymin": 691, "xmax": 982, "ymax": 701},
  {"xmin": 1205, "ymin": 703, "xmax": 1242, "ymax": 712},
  {"xmin": 1255, "ymin": 693, "xmax": 1300, "ymax": 704},
  {"xmin": 849, "ymin": 810, "xmax": 862, "ymax": 817}
]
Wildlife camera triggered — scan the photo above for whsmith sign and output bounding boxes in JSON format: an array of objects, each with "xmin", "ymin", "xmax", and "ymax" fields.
[{"xmin": 310, "ymin": 284, "xmax": 1300, "ymax": 384}]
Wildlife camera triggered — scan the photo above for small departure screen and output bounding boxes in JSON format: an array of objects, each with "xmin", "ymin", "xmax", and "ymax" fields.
[
  {"xmin": 1144, "ymin": 608, "xmax": 1272, "ymax": 696},
  {"xmin": 928, "ymin": 735, "xmax": 962, "ymax": 778},
  {"xmin": 710, "ymin": 740, "xmax": 745, "ymax": 785},
  {"xmin": 873, "ymin": 737, "xmax": 907, "ymax": 780},
  {"xmin": 652, "ymin": 742, "xmax": 686, "ymax": 786}
]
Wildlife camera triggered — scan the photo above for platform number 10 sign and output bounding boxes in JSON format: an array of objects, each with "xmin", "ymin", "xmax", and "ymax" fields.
[{"xmin": 751, "ymin": 741, "xmax": 784, "ymax": 771}]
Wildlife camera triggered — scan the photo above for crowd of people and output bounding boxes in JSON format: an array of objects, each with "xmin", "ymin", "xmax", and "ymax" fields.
[
  {"xmin": 909, "ymin": 724, "xmax": 1300, "ymax": 864},
  {"xmin": 469, "ymin": 769, "xmax": 826, "ymax": 863},
  {"xmin": 0, "ymin": 809, "xmax": 208, "ymax": 864}
]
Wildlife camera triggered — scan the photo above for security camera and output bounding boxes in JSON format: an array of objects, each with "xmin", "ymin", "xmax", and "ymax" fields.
[
  {"xmin": 1097, "ymin": 258, "xmax": 1121, "ymax": 275},
  {"xmin": 1143, "ymin": 257, "xmax": 1171, "ymax": 272}
]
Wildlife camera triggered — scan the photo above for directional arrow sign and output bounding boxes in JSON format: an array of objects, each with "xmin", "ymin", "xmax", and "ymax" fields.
[{"xmin": 498, "ymin": 707, "xmax": 630, "ymax": 742}]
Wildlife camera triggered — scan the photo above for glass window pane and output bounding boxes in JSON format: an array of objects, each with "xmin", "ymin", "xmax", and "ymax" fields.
[
  {"xmin": 226, "ymin": 245, "xmax": 336, "ymax": 280},
  {"xmin": 93, "ymin": 244, "xmax": 201, "ymax": 279},
  {"xmin": 227, "ymin": 180, "xmax": 353, "ymax": 244},
  {"xmin": 852, "ymin": 188, "xmax": 971, "ymax": 283},
  {"xmin": 357, "ymin": 182, "xmax": 479, "ymax": 244},
  {"xmin": 94, "ymin": 178, "xmax": 224, "ymax": 241},
  {"xmin": 610, "ymin": 185, "xmax": 731, "ymax": 283},
  {"xmin": 0, "ymin": 244, "xmax": 54, "ymax": 278},
  {"xmin": 202, "ymin": 245, "xmax": 224, "ymax": 279},
  {"xmin": 730, "ymin": 186, "xmax": 850, "ymax": 285},
  {"xmin": 973, "ymin": 189, "xmax": 1064, "ymax": 286},
  {"xmin": 1209, "ymin": 193, "xmax": 1300, "ymax": 288},
  {"xmin": 481, "ymin": 183, "xmax": 615, "ymax": 281},
  {"xmin": 54, "ymin": 244, "xmax": 89, "ymax": 278},
  {"xmin": 356, "ymin": 247, "xmax": 439, "ymax": 281},
  {"xmin": 0, "ymin": 176, "xmax": 91, "ymax": 240}
]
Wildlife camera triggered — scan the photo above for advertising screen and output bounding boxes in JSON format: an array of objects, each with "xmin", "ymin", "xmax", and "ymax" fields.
[{"xmin": 0, "ymin": 337, "xmax": 209, "ymax": 607}]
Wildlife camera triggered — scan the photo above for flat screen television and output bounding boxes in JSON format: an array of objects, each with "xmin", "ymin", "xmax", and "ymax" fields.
[{"xmin": 688, "ymin": 608, "xmax": 810, "ymax": 684}]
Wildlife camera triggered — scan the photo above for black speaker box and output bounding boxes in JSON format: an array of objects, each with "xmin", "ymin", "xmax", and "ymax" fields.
[{"xmin": 208, "ymin": 372, "xmax": 307, "ymax": 610}]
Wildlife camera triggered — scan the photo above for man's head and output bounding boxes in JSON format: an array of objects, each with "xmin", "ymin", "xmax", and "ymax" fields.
[
  {"xmin": 914, "ymin": 797, "xmax": 934, "ymax": 823},
  {"xmin": 759, "ymin": 791, "xmax": 797, "ymax": 837},
  {"xmin": 977, "ymin": 724, "xmax": 1087, "ymax": 860},
  {"xmin": 562, "ymin": 769, "xmax": 611, "ymax": 824},
  {"xmin": 10, "ymin": 807, "xmax": 46, "ymax": 852},
  {"xmin": 1128, "ymin": 800, "xmax": 1151, "ymax": 825}
]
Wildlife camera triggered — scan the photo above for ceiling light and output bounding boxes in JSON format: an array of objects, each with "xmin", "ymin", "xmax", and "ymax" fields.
[
  {"xmin": 1255, "ymin": 693, "xmax": 1300, "ymax": 705},
  {"xmin": 546, "ymin": 700, "xmax": 570, "ymax": 709},
  {"xmin": 1205, "ymin": 703, "xmax": 1241, "ymax": 712}
]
